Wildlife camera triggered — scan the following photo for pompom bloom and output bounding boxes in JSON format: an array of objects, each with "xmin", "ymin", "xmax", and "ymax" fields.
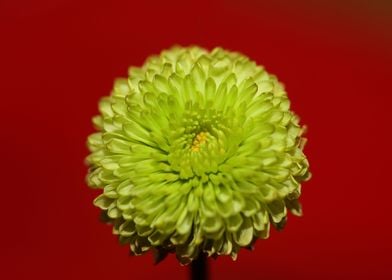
[{"xmin": 86, "ymin": 46, "xmax": 310, "ymax": 264}]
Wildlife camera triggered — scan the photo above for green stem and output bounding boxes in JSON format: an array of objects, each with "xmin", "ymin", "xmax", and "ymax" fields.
[{"xmin": 190, "ymin": 255, "xmax": 208, "ymax": 280}]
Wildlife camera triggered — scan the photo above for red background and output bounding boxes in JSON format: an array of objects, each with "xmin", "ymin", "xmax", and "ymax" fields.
[{"xmin": 1, "ymin": 0, "xmax": 392, "ymax": 279}]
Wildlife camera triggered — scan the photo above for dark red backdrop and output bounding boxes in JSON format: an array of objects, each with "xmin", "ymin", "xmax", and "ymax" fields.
[{"xmin": 1, "ymin": 0, "xmax": 391, "ymax": 279}]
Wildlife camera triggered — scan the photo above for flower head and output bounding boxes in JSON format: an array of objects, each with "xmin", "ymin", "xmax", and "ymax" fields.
[{"xmin": 86, "ymin": 46, "xmax": 310, "ymax": 264}]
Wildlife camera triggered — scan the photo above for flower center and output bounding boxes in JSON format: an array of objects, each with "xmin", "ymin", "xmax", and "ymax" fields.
[
  {"xmin": 191, "ymin": 131, "xmax": 208, "ymax": 152},
  {"xmin": 166, "ymin": 104, "xmax": 243, "ymax": 180}
]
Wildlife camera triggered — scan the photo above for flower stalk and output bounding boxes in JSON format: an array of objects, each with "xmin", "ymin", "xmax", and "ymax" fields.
[{"xmin": 190, "ymin": 255, "xmax": 208, "ymax": 280}]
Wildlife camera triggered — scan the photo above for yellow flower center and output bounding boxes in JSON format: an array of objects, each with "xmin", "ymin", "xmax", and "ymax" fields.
[{"xmin": 191, "ymin": 131, "xmax": 208, "ymax": 152}]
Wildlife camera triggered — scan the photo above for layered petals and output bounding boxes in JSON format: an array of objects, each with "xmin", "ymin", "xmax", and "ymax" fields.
[{"xmin": 86, "ymin": 46, "xmax": 311, "ymax": 264}]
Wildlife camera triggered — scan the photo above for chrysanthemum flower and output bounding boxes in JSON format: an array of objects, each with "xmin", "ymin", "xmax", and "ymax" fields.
[{"xmin": 86, "ymin": 46, "xmax": 310, "ymax": 264}]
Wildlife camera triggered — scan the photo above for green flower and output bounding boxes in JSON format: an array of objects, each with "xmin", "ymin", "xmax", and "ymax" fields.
[{"xmin": 86, "ymin": 46, "xmax": 311, "ymax": 264}]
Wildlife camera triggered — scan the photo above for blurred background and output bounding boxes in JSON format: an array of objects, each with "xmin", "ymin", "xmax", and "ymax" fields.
[{"xmin": 1, "ymin": 0, "xmax": 391, "ymax": 279}]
